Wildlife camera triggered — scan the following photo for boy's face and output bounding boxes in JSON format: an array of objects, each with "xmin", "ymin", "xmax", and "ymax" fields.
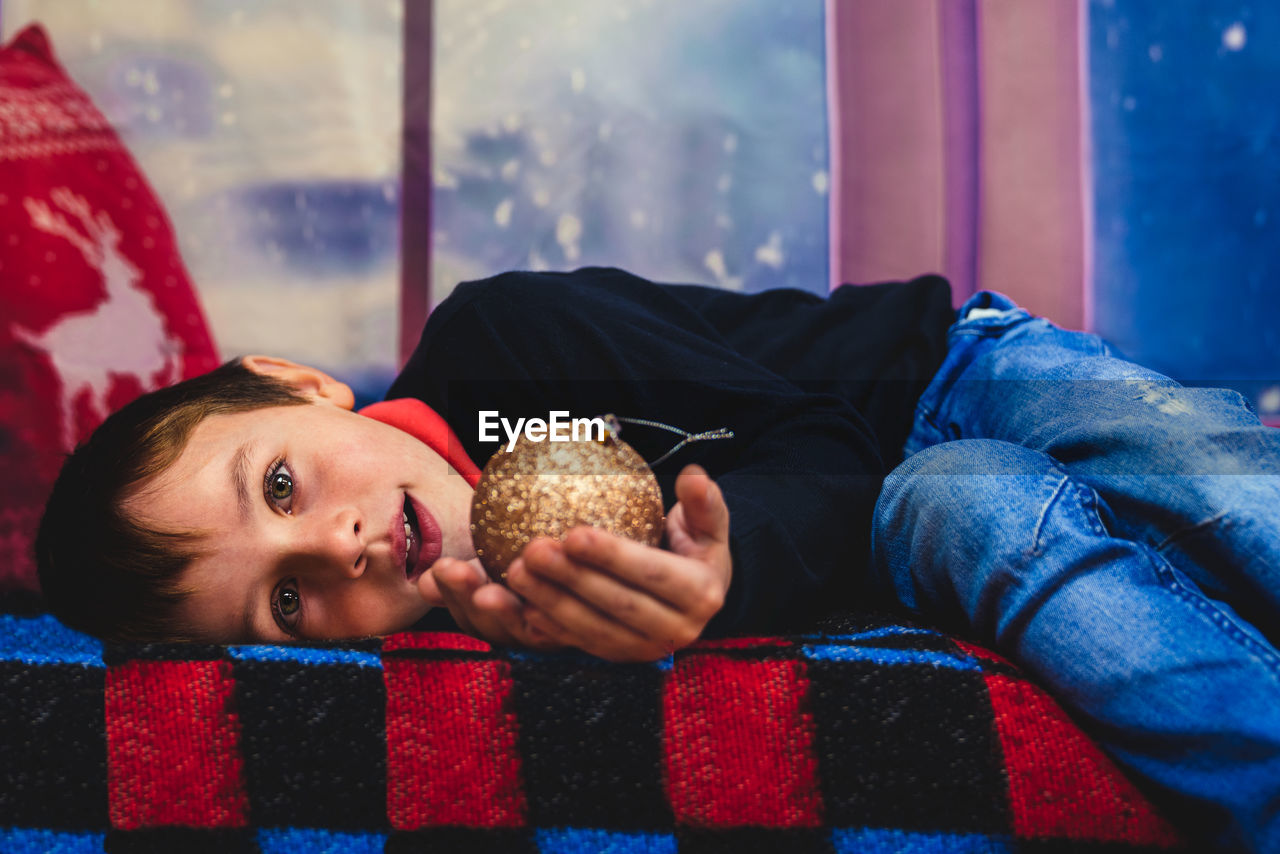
[{"xmin": 127, "ymin": 365, "xmax": 476, "ymax": 643}]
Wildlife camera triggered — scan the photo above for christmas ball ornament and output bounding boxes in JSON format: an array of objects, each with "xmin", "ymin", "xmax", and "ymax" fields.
[{"xmin": 470, "ymin": 428, "xmax": 665, "ymax": 581}]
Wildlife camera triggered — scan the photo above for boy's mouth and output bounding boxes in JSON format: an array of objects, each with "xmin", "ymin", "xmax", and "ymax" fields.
[
  {"xmin": 402, "ymin": 495, "xmax": 421, "ymax": 577},
  {"xmin": 402, "ymin": 493, "xmax": 442, "ymax": 582}
]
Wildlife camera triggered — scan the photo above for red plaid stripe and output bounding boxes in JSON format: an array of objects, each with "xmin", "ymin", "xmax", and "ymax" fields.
[
  {"xmin": 985, "ymin": 673, "xmax": 1183, "ymax": 846},
  {"xmin": 953, "ymin": 637, "xmax": 1015, "ymax": 666},
  {"xmin": 105, "ymin": 660, "xmax": 247, "ymax": 829},
  {"xmin": 383, "ymin": 631, "xmax": 493, "ymax": 652},
  {"xmin": 385, "ymin": 658, "xmax": 526, "ymax": 828},
  {"xmin": 664, "ymin": 655, "xmax": 822, "ymax": 827}
]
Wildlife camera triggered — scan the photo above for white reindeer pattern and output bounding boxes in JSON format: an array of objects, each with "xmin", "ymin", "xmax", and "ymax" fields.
[{"xmin": 13, "ymin": 188, "xmax": 180, "ymax": 451}]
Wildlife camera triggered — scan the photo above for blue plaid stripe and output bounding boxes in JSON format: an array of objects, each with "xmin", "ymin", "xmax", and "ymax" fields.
[
  {"xmin": 228, "ymin": 645, "xmax": 382, "ymax": 668},
  {"xmin": 507, "ymin": 647, "xmax": 675, "ymax": 670},
  {"xmin": 804, "ymin": 626, "xmax": 944, "ymax": 642},
  {"xmin": 831, "ymin": 828, "xmax": 1015, "ymax": 853},
  {"xmin": 256, "ymin": 828, "xmax": 387, "ymax": 853},
  {"xmin": 0, "ymin": 615, "xmax": 103, "ymax": 667},
  {"xmin": 0, "ymin": 829, "xmax": 106, "ymax": 853},
  {"xmin": 534, "ymin": 828, "xmax": 678, "ymax": 854},
  {"xmin": 802, "ymin": 644, "xmax": 984, "ymax": 670}
]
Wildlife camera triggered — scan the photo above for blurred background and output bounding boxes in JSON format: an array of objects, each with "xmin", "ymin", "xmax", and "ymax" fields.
[{"xmin": 2, "ymin": 0, "xmax": 1276, "ymax": 419}]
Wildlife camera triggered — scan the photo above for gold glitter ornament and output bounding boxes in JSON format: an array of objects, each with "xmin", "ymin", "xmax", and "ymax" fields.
[{"xmin": 470, "ymin": 429, "xmax": 665, "ymax": 582}]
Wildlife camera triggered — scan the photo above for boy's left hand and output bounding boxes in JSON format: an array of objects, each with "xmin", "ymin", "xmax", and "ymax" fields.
[{"xmin": 504, "ymin": 464, "xmax": 732, "ymax": 662}]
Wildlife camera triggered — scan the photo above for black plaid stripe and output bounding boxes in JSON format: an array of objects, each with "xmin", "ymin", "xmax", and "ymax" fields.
[
  {"xmin": 507, "ymin": 652, "xmax": 673, "ymax": 829},
  {"xmin": 807, "ymin": 658, "xmax": 1011, "ymax": 835},
  {"xmin": 1014, "ymin": 840, "xmax": 1189, "ymax": 853},
  {"xmin": 103, "ymin": 643, "xmax": 227, "ymax": 663},
  {"xmin": 103, "ymin": 828, "xmax": 257, "ymax": 854},
  {"xmin": 386, "ymin": 828, "xmax": 539, "ymax": 854},
  {"xmin": 676, "ymin": 827, "xmax": 836, "ymax": 854},
  {"xmin": 0, "ymin": 661, "xmax": 108, "ymax": 830},
  {"xmin": 233, "ymin": 658, "xmax": 387, "ymax": 829}
]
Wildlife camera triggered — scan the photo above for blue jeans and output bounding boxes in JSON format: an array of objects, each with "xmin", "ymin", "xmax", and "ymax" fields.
[{"xmin": 871, "ymin": 291, "xmax": 1280, "ymax": 853}]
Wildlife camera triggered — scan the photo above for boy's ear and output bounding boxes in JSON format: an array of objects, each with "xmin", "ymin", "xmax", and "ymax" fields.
[{"xmin": 240, "ymin": 355, "xmax": 356, "ymax": 411}]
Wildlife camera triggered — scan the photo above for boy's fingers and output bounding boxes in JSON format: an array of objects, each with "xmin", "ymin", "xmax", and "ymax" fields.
[
  {"xmin": 428, "ymin": 562, "xmax": 479, "ymax": 637},
  {"xmin": 431, "ymin": 558, "xmax": 487, "ymax": 600},
  {"xmin": 522, "ymin": 609, "xmax": 571, "ymax": 644},
  {"xmin": 432, "ymin": 557, "xmax": 565, "ymax": 651},
  {"xmin": 416, "ymin": 563, "xmax": 447, "ymax": 607},
  {"xmin": 555, "ymin": 529, "xmax": 726, "ymax": 625},
  {"xmin": 517, "ymin": 539, "xmax": 686, "ymax": 637},
  {"xmin": 509, "ymin": 560, "xmax": 671, "ymax": 662},
  {"xmin": 674, "ymin": 464, "xmax": 729, "ymax": 543},
  {"xmin": 471, "ymin": 578, "xmax": 524, "ymax": 615},
  {"xmin": 470, "ymin": 581, "xmax": 555, "ymax": 647},
  {"xmin": 431, "ymin": 558, "xmax": 513, "ymax": 643}
]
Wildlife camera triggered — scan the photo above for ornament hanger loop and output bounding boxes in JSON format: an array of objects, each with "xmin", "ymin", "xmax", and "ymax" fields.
[{"xmin": 603, "ymin": 414, "xmax": 735, "ymax": 467}]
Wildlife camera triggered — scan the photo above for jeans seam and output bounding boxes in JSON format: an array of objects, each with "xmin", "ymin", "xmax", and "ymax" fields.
[
  {"xmin": 917, "ymin": 407, "xmax": 942, "ymax": 441},
  {"xmin": 1047, "ymin": 473, "xmax": 1280, "ymax": 681},
  {"xmin": 1036, "ymin": 467, "xmax": 1109, "ymax": 553},
  {"xmin": 1030, "ymin": 475, "xmax": 1071, "ymax": 557},
  {"xmin": 908, "ymin": 392, "xmax": 946, "ymax": 450},
  {"xmin": 1066, "ymin": 473, "xmax": 1280, "ymax": 678},
  {"xmin": 1151, "ymin": 554, "xmax": 1280, "ymax": 682},
  {"xmin": 1071, "ymin": 481, "xmax": 1108, "ymax": 538},
  {"xmin": 1155, "ymin": 509, "xmax": 1230, "ymax": 553}
]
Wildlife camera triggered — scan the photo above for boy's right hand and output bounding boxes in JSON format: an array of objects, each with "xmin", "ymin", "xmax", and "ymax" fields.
[{"xmin": 417, "ymin": 557, "xmax": 568, "ymax": 651}]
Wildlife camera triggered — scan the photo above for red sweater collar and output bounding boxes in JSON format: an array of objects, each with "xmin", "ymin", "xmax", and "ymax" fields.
[{"xmin": 357, "ymin": 398, "xmax": 482, "ymax": 488}]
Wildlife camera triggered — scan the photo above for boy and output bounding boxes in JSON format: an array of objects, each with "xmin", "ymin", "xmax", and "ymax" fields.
[
  {"xmin": 48, "ymin": 351, "xmax": 734, "ymax": 659},
  {"xmin": 37, "ymin": 267, "xmax": 1280, "ymax": 851}
]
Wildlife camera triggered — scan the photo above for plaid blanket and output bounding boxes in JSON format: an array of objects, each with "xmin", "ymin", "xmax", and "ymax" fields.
[{"xmin": 1, "ymin": 600, "xmax": 1186, "ymax": 853}]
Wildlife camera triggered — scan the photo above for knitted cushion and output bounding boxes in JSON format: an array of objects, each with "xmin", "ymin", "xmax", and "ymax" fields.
[
  {"xmin": 0, "ymin": 24, "xmax": 219, "ymax": 591},
  {"xmin": 0, "ymin": 604, "xmax": 1186, "ymax": 853}
]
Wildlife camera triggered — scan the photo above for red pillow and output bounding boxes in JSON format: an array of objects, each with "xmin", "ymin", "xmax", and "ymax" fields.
[{"xmin": 1, "ymin": 24, "xmax": 220, "ymax": 591}]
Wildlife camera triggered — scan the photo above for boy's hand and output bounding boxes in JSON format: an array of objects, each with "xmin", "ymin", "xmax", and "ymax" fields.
[
  {"xmin": 418, "ymin": 464, "xmax": 732, "ymax": 662},
  {"xmin": 506, "ymin": 464, "xmax": 732, "ymax": 662},
  {"xmin": 417, "ymin": 557, "xmax": 568, "ymax": 652}
]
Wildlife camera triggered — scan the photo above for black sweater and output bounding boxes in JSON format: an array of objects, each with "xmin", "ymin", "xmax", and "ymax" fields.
[{"xmin": 388, "ymin": 267, "xmax": 954, "ymax": 634}]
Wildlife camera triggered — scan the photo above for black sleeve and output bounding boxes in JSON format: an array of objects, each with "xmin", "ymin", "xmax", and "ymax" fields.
[{"xmin": 388, "ymin": 267, "xmax": 886, "ymax": 634}]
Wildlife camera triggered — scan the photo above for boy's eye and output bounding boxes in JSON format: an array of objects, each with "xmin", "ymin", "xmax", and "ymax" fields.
[
  {"xmin": 271, "ymin": 579, "xmax": 302, "ymax": 635},
  {"xmin": 269, "ymin": 472, "xmax": 292, "ymax": 500},
  {"xmin": 264, "ymin": 459, "xmax": 295, "ymax": 513}
]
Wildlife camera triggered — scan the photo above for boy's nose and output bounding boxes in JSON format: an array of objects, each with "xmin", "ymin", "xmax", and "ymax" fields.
[{"xmin": 301, "ymin": 509, "xmax": 366, "ymax": 578}]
